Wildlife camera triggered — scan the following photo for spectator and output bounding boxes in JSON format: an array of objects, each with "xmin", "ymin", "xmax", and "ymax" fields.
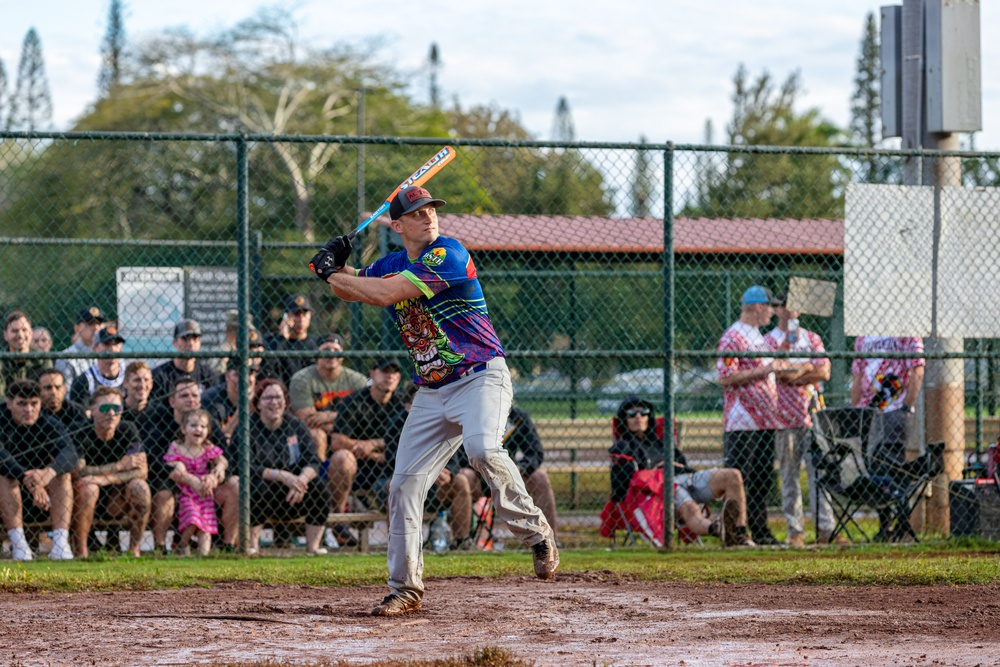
[
  {"xmin": 122, "ymin": 361, "xmax": 154, "ymax": 420},
  {"xmin": 389, "ymin": 384, "xmax": 473, "ymax": 550},
  {"xmin": 260, "ymin": 294, "xmax": 320, "ymax": 386},
  {"xmin": 716, "ymin": 285, "xmax": 788, "ymax": 546},
  {"xmin": 69, "ymin": 325, "xmax": 126, "ymax": 404},
  {"xmin": 457, "ymin": 404, "xmax": 558, "ymax": 544},
  {"xmin": 214, "ymin": 312, "xmax": 261, "ymax": 375},
  {"xmin": 0, "ymin": 379, "xmax": 77, "ymax": 560},
  {"xmin": 38, "ymin": 368, "xmax": 89, "ymax": 430},
  {"xmin": 55, "ymin": 307, "xmax": 106, "ymax": 388},
  {"xmin": 610, "ymin": 397, "xmax": 755, "ymax": 546},
  {"xmin": 164, "ymin": 409, "xmax": 227, "ymax": 556},
  {"xmin": 31, "ymin": 327, "xmax": 53, "ymax": 352},
  {"xmin": 326, "ymin": 357, "xmax": 406, "ymax": 548},
  {"xmin": 136, "ymin": 376, "xmax": 238, "ymax": 553},
  {"xmin": 71, "ymin": 387, "xmax": 150, "ymax": 558},
  {"xmin": 150, "ymin": 320, "xmax": 216, "ymax": 404},
  {"xmin": 765, "ymin": 295, "xmax": 839, "ymax": 547},
  {"xmin": 850, "ymin": 335, "xmax": 926, "ymax": 541},
  {"xmin": 0, "ymin": 311, "xmax": 52, "ymax": 402},
  {"xmin": 202, "ymin": 364, "xmax": 258, "ymax": 441},
  {"xmin": 231, "ymin": 378, "xmax": 330, "ymax": 555},
  {"xmin": 288, "ymin": 333, "xmax": 368, "ymax": 461}
]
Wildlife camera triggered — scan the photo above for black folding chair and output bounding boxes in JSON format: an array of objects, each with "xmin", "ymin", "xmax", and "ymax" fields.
[{"xmin": 811, "ymin": 407, "xmax": 944, "ymax": 543}]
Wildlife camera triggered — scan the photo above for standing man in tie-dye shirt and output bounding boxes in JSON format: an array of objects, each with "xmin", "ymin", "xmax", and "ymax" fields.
[
  {"xmin": 850, "ymin": 335, "xmax": 925, "ymax": 539},
  {"xmin": 716, "ymin": 285, "xmax": 788, "ymax": 546},
  {"xmin": 308, "ymin": 185, "xmax": 557, "ymax": 617},
  {"xmin": 764, "ymin": 293, "xmax": 836, "ymax": 547}
]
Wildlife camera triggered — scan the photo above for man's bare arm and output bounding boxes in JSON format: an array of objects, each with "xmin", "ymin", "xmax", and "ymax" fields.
[{"xmin": 325, "ymin": 271, "xmax": 424, "ymax": 307}]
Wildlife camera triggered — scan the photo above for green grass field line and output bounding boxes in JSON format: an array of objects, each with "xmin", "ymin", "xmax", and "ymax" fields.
[{"xmin": 1, "ymin": 543, "xmax": 999, "ymax": 593}]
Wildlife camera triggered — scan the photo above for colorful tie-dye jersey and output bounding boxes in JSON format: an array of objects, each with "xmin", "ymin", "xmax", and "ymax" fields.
[{"xmin": 358, "ymin": 236, "xmax": 504, "ymax": 387}]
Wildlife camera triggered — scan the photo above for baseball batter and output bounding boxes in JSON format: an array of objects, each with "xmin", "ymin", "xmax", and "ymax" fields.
[{"xmin": 309, "ymin": 185, "xmax": 558, "ymax": 616}]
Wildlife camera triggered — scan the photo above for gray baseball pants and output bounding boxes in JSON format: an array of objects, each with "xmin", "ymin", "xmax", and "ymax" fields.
[
  {"xmin": 386, "ymin": 357, "xmax": 551, "ymax": 603},
  {"xmin": 775, "ymin": 426, "xmax": 834, "ymax": 537}
]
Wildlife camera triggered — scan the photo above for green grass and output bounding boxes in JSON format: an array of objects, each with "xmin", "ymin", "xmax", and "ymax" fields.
[{"xmin": 2, "ymin": 542, "xmax": 998, "ymax": 593}]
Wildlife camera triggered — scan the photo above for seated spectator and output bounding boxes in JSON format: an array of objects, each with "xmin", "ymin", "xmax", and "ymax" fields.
[
  {"xmin": 38, "ymin": 368, "xmax": 89, "ymax": 430},
  {"xmin": 260, "ymin": 294, "xmax": 320, "ymax": 386},
  {"xmin": 69, "ymin": 325, "xmax": 126, "ymax": 404},
  {"xmin": 202, "ymin": 363, "xmax": 258, "ymax": 441},
  {"xmin": 214, "ymin": 311, "xmax": 260, "ymax": 375},
  {"xmin": 71, "ymin": 387, "xmax": 150, "ymax": 558},
  {"xmin": 122, "ymin": 361, "xmax": 154, "ymax": 420},
  {"xmin": 31, "ymin": 327, "xmax": 53, "ymax": 352},
  {"xmin": 164, "ymin": 409, "xmax": 227, "ymax": 556},
  {"xmin": 136, "ymin": 376, "xmax": 237, "ymax": 553},
  {"xmin": 0, "ymin": 311, "xmax": 52, "ymax": 401},
  {"xmin": 55, "ymin": 307, "xmax": 106, "ymax": 388},
  {"xmin": 457, "ymin": 403, "xmax": 558, "ymax": 543},
  {"xmin": 327, "ymin": 358, "xmax": 406, "ymax": 548},
  {"xmin": 150, "ymin": 320, "xmax": 217, "ymax": 404},
  {"xmin": 289, "ymin": 333, "xmax": 368, "ymax": 461},
  {"xmin": 610, "ymin": 397, "xmax": 755, "ymax": 547},
  {"xmin": 230, "ymin": 379, "xmax": 330, "ymax": 555},
  {"xmin": 0, "ymin": 379, "xmax": 77, "ymax": 560},
  {"xmin": 386, "ymin": 384, "xmax": 473, "ymax": 550}
]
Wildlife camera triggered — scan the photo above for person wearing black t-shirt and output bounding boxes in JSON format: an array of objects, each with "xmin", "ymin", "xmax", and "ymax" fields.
[
  {"xmin": 230, "ymin": 378, "xmax": 329, "ymax": 554},
  {"xmin": 259, "ymin": 294, "xmax": 320, "ymax": 386},
  {"xmin": 203, "ymin": 364, "xmax": 258, "ymax": 442},
  {"xmin": 136, "ymin": 376, "xmax": 237, "ymax": 553},
  {"xmin": 0, "ymin": 379, "xmax": 78, "ymax": 561},
  {"xmin": 150, "ymin": 320, "xmax": 217, "ymax": 405},
  {"xmin": 38, "ymin": 368, "xmax": 89, "ymax": 432},
  {"xmin": 71, "ymin": 386, "xmax": 150, "ymax": 558}
]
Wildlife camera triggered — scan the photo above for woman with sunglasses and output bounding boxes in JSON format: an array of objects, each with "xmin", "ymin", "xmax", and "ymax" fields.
[
  {"xmin": 71, "ymin": 386, "xmax": 150, "ymax": 558},
  {"xmin": 609, "ymin": 396, "xmax": 755, "ymax": 547}
]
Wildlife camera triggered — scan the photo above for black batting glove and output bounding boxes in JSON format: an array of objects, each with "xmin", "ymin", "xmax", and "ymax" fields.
[
  {"xmin": 323, "ymin": 234, "xmax": 353, "ymax": 268},
  {"xmin": 309, "ymin": 250, "xmax": 340, "ymax": 281}
]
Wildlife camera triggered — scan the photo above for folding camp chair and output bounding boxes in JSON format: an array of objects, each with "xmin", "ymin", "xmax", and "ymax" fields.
[{"xmin": 810, "ymin": 407, "xmax": 944, "ymax": 543}]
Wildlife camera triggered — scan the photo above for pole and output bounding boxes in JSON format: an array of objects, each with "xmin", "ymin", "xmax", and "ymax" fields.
[
  {"xmin": 235, "ymin": 135, "xmax": 252, "ymax": 552},
  {"xmin": 350, "ymin": 88, "xmax": 367, "ymax": 348},
  {"xmin": 662, "ymin": 143, "xmax": 675, "ymax": 551}
]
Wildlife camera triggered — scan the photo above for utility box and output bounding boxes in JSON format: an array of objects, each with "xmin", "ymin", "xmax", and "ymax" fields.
[{"xmin": 925, "ymin": 0, "xmax": 982, "ymax": 133}]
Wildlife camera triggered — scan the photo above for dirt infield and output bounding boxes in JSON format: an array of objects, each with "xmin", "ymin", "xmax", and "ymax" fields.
[{"xmin": 3, "ymin": 572, "xmax": 998, "ymax": 666}]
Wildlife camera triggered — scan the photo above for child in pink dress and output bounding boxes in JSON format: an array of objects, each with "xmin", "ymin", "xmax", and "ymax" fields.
[{"xmin": 164, "ymin": 409, "xmax": 228, "ymax": 555}]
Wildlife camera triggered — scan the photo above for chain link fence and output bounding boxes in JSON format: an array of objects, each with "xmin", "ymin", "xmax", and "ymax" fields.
[{"xmin": 0, "ymin": 133, "xmax": 998, "ymax": 558}]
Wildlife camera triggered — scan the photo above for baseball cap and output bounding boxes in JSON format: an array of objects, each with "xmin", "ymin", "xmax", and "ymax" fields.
[
  {"xmin": 389, "ymin": 186, "xmax": 446, "ymax": 221},
  {"xmin": 741, "ymin": 285, "xmax": 781, "ymax": 306},
  {"xmin": 173, "ymin": 319, "xmax": 202, "ymax": 339},
  {"xmin": 318, "ymin": 332, "xmax": 347, "ymax": 348},
  {"xmin": 94, "ymin": 325, "xmax": 125, "ymax": 346},
  {"xmin": 372, "ymin": 357, "xmax": 401, "ymax": 373},
  {"xmin": 77, "ymin": 306, "xmax": 105, "ymax": 324},
  {"xmin": 284, "ymin": 294, "xmax": 312, "ymax": 313}
]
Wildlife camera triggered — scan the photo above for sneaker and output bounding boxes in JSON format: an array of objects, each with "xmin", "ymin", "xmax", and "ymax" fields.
[
  {"xmin": 531, "ymin": 537, "xmax": 560, "ymax": 580},
  {"xmin": 787, "ymin": 533, "xmax": 805, "ymax": 548},
  {"xmin": 817, "ymin": 531, "xmax": 850, "ymax": 546},
  {"xmin": 48, "ymin": 537, "xmax": 74, "ymax": 561},
  {"xmin": 720, "ymin": 498, "xmax": 740, "ymax": 547},
  {"xmin": 371, "ymin": 594, "xmax": 422, "ymax": 617},
  {"xmin": 729, "ymin": 525, "xmax": 756, "ymax": 547},
  {"xmin": 332, "ymin": 525, "xmax": 358, "ymax": 548},
  {"xmin": 12, "ymin": 541, "xmax": 33, "ymax": 562},
  {"xmin": 306, "ymin": 547, "xmax": 328, "ymax": 556}
]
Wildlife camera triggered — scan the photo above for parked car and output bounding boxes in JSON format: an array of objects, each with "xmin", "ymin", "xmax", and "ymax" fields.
[{"xmin": 595, "ymin": 366, "xmax": 722, "ymax": 414}]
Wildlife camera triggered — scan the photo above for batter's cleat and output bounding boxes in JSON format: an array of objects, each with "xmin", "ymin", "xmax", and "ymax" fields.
[
  {"xmin": 371, "ymin": 594, "xmax": 422, "ymax": 617},
  {"xmin": 531, "ymin": 537, "xmax": 559, "ymax": 580}
]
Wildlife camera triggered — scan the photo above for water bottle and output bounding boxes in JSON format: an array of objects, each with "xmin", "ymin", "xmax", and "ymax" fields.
[
  {"xmin": 430, "ymin": 510, "xmax": 452, "ymax": 553},
  {"xmin": 786, "ymin": 318, "xmax": 799, "ymax": 345}
]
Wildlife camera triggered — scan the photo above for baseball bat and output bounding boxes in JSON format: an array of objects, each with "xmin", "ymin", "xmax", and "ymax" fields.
[{"xmin": 347, "ymin": 145, "xmax": 456, "ymax": 241}]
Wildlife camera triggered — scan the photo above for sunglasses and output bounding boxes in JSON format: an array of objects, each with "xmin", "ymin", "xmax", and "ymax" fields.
[
  {"xmin": 97, "ymin": 403, "xmax": 123, "ymax": 415},
  {"xmin": 626, "ymin": 408, "xmax": 650, "ymax": 417}
]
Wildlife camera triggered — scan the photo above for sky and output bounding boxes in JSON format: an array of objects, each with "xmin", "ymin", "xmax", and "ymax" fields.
[{"xmin": 1, "ymin": 0, "xmax": 998, "ymax": 149}]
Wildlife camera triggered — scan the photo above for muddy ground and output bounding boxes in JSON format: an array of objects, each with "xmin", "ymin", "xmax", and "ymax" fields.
[{"xmin": 2, "ymin": 572, "xmax": 999, "ymax": 666}]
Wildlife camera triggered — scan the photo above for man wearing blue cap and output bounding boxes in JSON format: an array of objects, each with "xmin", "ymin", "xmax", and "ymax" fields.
[{"xmin": 716, "ymin": 285, "xmax": 788, "ymax": 546}]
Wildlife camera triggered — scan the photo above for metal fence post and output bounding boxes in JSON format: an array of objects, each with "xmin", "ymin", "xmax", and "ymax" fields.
[
  {"xmin": 235, "ymin": 134, "xmax": 252, "ymax": 553},
  {"xmin": 662, "ymin": 143, "xmax": 675, "ymax": 551}
]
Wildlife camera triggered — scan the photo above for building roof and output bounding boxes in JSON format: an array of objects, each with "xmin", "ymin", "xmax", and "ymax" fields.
[{"xmin": 419, "ymin": 214, "xmax": 846, "ymax": 255}]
